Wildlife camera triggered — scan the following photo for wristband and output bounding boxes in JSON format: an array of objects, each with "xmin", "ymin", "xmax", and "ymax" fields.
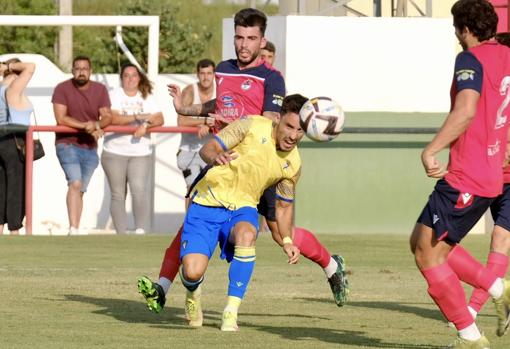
[{"xmin": 282, "ymin": 237, "xmax": 293, "ymax": 245}]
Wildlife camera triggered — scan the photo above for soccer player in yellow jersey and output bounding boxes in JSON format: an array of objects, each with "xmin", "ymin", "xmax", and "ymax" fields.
[{"xmin": 178, "ymin": 94, "xmax": 306, "ymax": 331}]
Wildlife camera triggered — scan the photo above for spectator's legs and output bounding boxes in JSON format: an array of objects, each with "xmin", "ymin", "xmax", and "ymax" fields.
[
  {"xmin": 101, "ymin": 151, "xmax": 129, "ymax": 234},
  {"xmin": 127, "ymin": 154, "xmax": 151, "ymax": 232},
  {"xmin": 0, "ymin": 137, "xmax": 25, "ymax": 233},
  {"xmin": 67, "ymin": 180, "xmax": 83, "ymax": 229},
  {"xmin": 0, "ymin": 143, "xmax": 7, "ymax": 235}
]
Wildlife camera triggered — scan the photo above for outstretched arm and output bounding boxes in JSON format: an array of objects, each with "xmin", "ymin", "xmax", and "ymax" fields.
[{"xmin": 275, "ymin": 198, "xmax": 300, "ymax": 264}]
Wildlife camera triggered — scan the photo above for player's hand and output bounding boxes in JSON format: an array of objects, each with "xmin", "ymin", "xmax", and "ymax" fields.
[
  {"xmin": 283, "ymin": 243, "xmax": 300, "ymax": 264},
  {"xmin": 197, "ymin": 125, "xmax": 210, "ymax": 138},
  {"xmin": 167, "ymin": 84, "xmax": 183, "ymax": 112},
  {"xmin": 421, "ymin": 149, "xmax": 447, "ymax": 178},
  {"xmin": 213, "ymin": 149, "xmax": 238, "ymax": 165}
]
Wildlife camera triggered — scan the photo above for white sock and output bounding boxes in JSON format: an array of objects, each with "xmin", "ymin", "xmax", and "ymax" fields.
[
  {"xmin": 467, "ymin": 306, "xmax": 477, "ymax": 320},
  {"xmin": 323, "ymin": 257, "xmax": 338, "ymax": 279},
  {"xmin": 158, "ymin": 277, "xmax": 172, "ymax": 294},
  {"xmin": 458, "ymin": 323, "xmax": 482, "ymax": 341},
  {"xmin": 488, "ymin": 278, "xmax": 504, "ymax": 299}
]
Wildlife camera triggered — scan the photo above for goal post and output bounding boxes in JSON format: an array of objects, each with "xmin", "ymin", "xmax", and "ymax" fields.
[{"xmin": 0, "ymin": 15, "xmax": 160, "ymax": 80}]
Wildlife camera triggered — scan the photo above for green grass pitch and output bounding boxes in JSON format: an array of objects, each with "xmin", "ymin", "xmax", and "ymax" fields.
[{"xmin": 0, "ymin": 233, "xmax": 507, "ymax": 348}]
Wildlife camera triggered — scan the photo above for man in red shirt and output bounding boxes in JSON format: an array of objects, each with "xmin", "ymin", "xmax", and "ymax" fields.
[
  {"xmin": 52, "ymin": 56, "xmax": 112, "ymax": 236},
  {"xmin": 410, "ymin": 1, "xmax": 510, "ymax": 347}
]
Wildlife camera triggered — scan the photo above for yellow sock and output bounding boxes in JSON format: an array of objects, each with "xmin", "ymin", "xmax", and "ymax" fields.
[{"xmin": 224, "ymin": 296, "xmax": 242, "ymax": 313}]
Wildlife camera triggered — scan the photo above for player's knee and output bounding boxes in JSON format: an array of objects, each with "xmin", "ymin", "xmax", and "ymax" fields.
[
  {"xmin": 181, "ymin": 258, "xmax": 206, "ymax": 282},
  {"xmin": 234, "ymin": 229, "xmax": 257, "ymax": 246},
  {"xmin": 182, "ymin": 265, "xmax": 204, "ymax": 282}
]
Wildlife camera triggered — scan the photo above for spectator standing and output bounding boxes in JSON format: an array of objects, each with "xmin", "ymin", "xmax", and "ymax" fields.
[
  {"xmin": 0, "ymin": 58, "xmax": 35, "ymax": 235},
  {"xmin": 102, "ymin": 63, "xmax": 163, "ymax": 235},
  {"xmin": 52, "ymin": 56, "xmax": 112, "ymax": 236}
]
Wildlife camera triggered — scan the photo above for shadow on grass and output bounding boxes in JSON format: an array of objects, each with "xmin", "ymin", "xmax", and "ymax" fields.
[
  {"xmin": 249, "ymin": 325, "xmax": 443, "ymax": 348},
  {"xmin": 298, "ymin": 297, "xmax": 444, "ymax": 322},
  {"xmin": 63, "ymin": 294, "xmax": 221, "ymax": 329},
  {"xmin": 63, "ymin": 294, "xmax": 442, "ymax": 348}
]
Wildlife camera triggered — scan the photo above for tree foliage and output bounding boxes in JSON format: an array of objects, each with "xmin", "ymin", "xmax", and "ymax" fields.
[
  {"xmin": 0, "ymin": 0, "xmax": 213, "ymax": 73},
  {"xmin": 0, "ymin": 0, "xmax": 58, "ymax": 63}
]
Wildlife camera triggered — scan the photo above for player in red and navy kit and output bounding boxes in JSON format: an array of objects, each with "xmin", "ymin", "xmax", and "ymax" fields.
[
  {"xmin": 409, "ymin": 1, "xmax": 510, "ymax": 348},
  {"xmin": 456, "ymin": 32, "xmax": 510, "ymax": 338},
  {"xmin": 138, "ymin": 8, "xmax": 348, "ymax": 326}
]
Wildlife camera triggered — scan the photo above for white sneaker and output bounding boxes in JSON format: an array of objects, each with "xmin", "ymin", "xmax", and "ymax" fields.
[
  {"xmin": 68, "ymin": 227, "xmax": 87, "ymax": 236},
  {"xmin": 135, "ymin": 228, "xmax": 146, "ymax": 235}
]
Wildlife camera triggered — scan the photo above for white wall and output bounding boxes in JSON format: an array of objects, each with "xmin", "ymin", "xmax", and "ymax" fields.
[
  {"xmin": 223, "ymin": 15, "xmax": 456, "ymax": 112},
  {"xmin": 1, "ymin": 54, "xmax": 194, "ymax": 235}
]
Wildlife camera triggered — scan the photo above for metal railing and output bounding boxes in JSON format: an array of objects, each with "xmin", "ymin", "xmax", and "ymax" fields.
[
  {"xmin": 1, "ymin": 124, "xmax": 438, "ymax": 235},
  {"xmin": 23, "ymin": 125, "xmax": 198, "ymax": 235}
]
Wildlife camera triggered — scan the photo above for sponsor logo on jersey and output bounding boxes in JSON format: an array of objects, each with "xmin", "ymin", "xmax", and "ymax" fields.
[
  {"xmin": 455, "ymin": 69, "xmax": 475, "ymax": 82},
  {"xmin": 219, "ymin": 108, "xmax": 240, "ymax": 118},
  {"xmin": 433, "ymin": 214, "xmax": 439, "ymax": 224},
  {"xmin": 221, "ymin": 95, "xmax": 235, "ymax": 108},
  {"xmin": 282, "ymin": 161, "xmax": 290, "ymax": 170},
  {"xmin": 182, "ymin": 240, "xmax": 188, "ymax": 250},
  {"xmin": 236, "ymin": 281, "xmax": 244, "ymax": 287},
  {"xmin": 261, "ymin": 137, "xmax": 267, "ymax": 144},
  {"xmin": 217, "ymin": 77, "xmax": 224, "ymax": 85},
  {"xmin": 241, "ymin": 79, "xmax": 253, "ymax": 91},
  {"xmin": 272, "ymin": 94, "xmax": 284, "ymax": 106}
]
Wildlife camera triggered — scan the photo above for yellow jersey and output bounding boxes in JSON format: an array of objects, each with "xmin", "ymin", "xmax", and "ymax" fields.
[{"xmin": 191, "ymin": 116, "xmax": 301, "ymax": 210}]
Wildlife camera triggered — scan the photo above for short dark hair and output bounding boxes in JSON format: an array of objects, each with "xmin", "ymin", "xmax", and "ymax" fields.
[
  {"xmin": 262, "ymin": 41, "xmax": 275, "ymax": 54},
  {"xmin": 281, "ymin": 94, "xmax": 308, "ymax": 115},
  {"xmin": 73, "ymin": 55, "xmax": 91, "ymax": 68},
  {"xmin": 496, "ymin": 32, "xmax": 510, "ymax": 48},
  {"xmin": 196, "ymin": 58, "xmax": 215, "ymax": 72},
  {"xmin": 234, "ymin": 8, "xmax": 267, "ymax": 36},
  {"xmin": 451, "ymin": 0, "xmax": 497, "ymax": 41}
]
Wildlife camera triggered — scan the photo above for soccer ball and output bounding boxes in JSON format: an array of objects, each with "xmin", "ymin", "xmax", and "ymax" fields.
[{"xmin": 299, "ymin": 97, "xmax": 345, "ymax": 142}]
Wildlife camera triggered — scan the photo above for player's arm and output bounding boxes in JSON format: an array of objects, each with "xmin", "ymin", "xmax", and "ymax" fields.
[
  {"xmin": 421, "ymin": 51, "xmax": 482, "ymax": 178},
  {"xmin": 275, "ymin": 198, "xmax": 300, "ymax": 264},
  {"xmin": 275, "ymin": 169, "xmax": 301, "ymax": 264},
  {"xmin": 199, "ymin": 118, "xmax": 252, "ymax": 165},
  {"xmin": 262, "ymin": 72, "xmax": 286, "ymax": 121},
  {"xmin": 168, "ymin": 83, "xmax": 216, "ymax": 116}
]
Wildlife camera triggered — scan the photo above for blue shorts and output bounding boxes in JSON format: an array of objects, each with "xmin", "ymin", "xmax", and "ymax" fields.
[
  {"xmin": 417, "ymin": 179, "xmax": 493, "ymax": 244},
  {"xmin": 180, "ymin": 203, "xmax": 259, "ymax": 262},
  {"xmin": 491, "ymin": 183, "xmax": 510, "ymax": 231},
  {"xmin": 56, "ymin": 143, "xmax": 99, "ymax": 193}
]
